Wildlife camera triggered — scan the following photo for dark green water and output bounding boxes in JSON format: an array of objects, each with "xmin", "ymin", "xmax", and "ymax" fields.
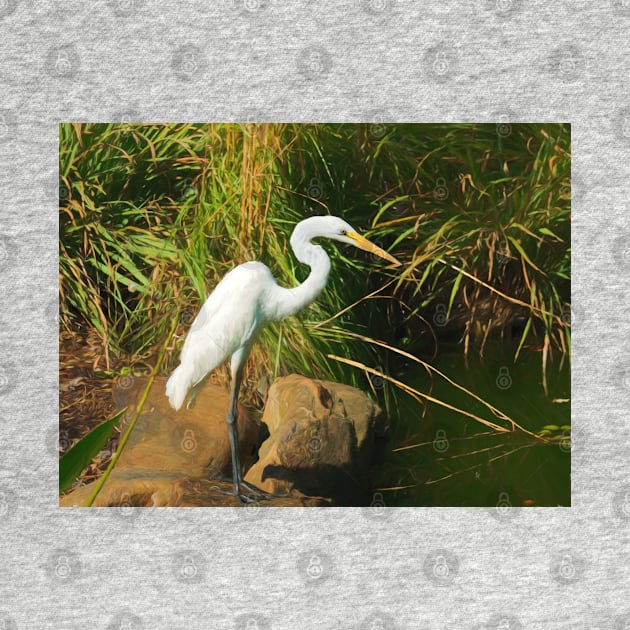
[{"xmin": 375, "ymin": 342, "xmax": 570, "ymax": 507}]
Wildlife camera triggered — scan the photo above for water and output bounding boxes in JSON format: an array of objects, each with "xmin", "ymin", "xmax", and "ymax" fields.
[{"xmin": 375, "ymin": 341, "xmax": 570, "ymax": 507}]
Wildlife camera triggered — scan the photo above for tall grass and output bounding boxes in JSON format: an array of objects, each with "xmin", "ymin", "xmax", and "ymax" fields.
[{"xmin": 59, "ymin": 122, "xmax": 570, "ymax": 417}]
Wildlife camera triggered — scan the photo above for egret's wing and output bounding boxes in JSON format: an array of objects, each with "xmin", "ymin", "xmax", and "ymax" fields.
[{"xmin": 166, "ymin": 262, "xmax": 274, "ymax": 410}]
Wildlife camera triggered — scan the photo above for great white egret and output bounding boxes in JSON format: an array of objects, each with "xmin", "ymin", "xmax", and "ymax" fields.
[{"xmin": 166, "ymin": 215, "xmax": 400, "ymax": 502}]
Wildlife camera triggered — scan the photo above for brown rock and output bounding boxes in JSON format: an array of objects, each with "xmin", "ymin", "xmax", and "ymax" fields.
[
  {"xmin": 60, "ymin": 376, "xmax": 263, "ymax": 507},
  {"xmin": 244, "ymin": 374, "xmax": 383, "ymax": 505},
  {"xmin": 59, "ymin": 374, "xmax": 382, "ymax": 507},
  {"xmin": 60, "ymin": 477, "xmax": 328, "ymax": 507}
]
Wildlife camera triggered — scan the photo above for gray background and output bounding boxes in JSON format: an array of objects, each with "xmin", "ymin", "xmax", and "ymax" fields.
[{"xmin": 0, "ymin": 0, "xmax": 628, "ymax": 628}]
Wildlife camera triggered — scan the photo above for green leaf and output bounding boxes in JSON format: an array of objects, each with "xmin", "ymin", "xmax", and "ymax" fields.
[
  {"xmin": 372, "ymin": 196, "xmax": 410, "ymax": 226},
  {"xmin": 447, "ymin": 269, "xmax": 463, "ymax": 317},
  {"xmin": 538, "ymin": 227, "xmax": 563, "ymax": 241},
  {"xmin": 514, "ymin": 316, "xmax": 532, "ymax": 361},
  {"xmin": 59, "ymin": 408, "xmax": 126, "ymax": 494},
  {"xmin": 507, "ymin": 235, "xmax": 546, "ymax": 275}
]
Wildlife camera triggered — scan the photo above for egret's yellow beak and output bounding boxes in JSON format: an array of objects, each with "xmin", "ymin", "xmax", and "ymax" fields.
[{"xmin": 346, "ymin": 231, "xmax": 401, "ymax": 266}]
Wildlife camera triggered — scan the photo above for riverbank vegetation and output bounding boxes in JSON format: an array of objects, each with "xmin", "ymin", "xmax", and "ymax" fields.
[{"xmin": 59, "ymin": 122, "xmax": 571, "ymax": 505}]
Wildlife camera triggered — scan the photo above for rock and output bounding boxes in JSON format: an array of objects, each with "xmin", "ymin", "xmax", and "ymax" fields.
[
  {"xmin": 60, "ymin": 374, "xmax": 383, "ymax": 507},
  {"xmin": 244, "ymin": 374, "xmax": 384, "ymax": 505},
  {"xmin": 59, "ymin": 476, "xmax": 328, "ymax": 507},
  {"xmin": 60, "ymin": 376, "xmax": 265, "ymax": 507}
]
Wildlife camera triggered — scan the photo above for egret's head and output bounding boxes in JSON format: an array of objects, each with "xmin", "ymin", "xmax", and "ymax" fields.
[{"xmin": 320, "ymin": 215, "xmax": 401, "ymax": 266}]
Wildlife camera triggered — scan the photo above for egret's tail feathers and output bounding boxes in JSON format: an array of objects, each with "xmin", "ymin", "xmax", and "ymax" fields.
[{"xmin": 165, "ymin": 365, "xmax": 193, "ymax": 411}]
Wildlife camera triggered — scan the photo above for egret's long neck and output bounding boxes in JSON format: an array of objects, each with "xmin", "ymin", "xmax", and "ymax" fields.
[{"xmin": 268, "ymin": 225, "xmax": 331, "ymax": 321}]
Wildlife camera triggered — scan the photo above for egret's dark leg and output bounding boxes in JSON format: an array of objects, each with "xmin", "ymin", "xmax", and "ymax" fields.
[
  {"xmin": 225, "ymin": 359, "xmax": 247, "ymax": 499},
  {"xmin": 225, "ymin": 350, "xmax": 270, "ymax": 503},
  {"xmin": 223, "ymin": 350, "xmax": 288, "ymax": 504}
]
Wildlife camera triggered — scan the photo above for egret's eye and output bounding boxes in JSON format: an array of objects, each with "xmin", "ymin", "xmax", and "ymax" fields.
[{"xmin": 340, "ymin": 230, "xmax": 347, "ymax": 235}]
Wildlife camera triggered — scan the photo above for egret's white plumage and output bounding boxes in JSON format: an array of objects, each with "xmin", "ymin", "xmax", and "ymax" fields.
[
  {"xmin": 165, "ymin": 215, "xmax": 399, "ymax": 501},
  {"xmin": 166, "ymin": 262, "xmax": 272, "ymax": 411}
]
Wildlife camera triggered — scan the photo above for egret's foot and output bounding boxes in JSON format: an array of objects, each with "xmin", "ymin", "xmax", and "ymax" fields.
[
  {"xmin": 209, "ymin": 482, "xmax": 278, "ymax": 504},
  {"xmin": 236, "ymin": 492, "xmax": 262, "ymax": 505},
  {"xmin": 238, "ymin": 480, "xmax": 290, "ymax": 501},
  {"xmin": 212, "ymin": 481, "xmax": 289, "ymax": 505}
]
